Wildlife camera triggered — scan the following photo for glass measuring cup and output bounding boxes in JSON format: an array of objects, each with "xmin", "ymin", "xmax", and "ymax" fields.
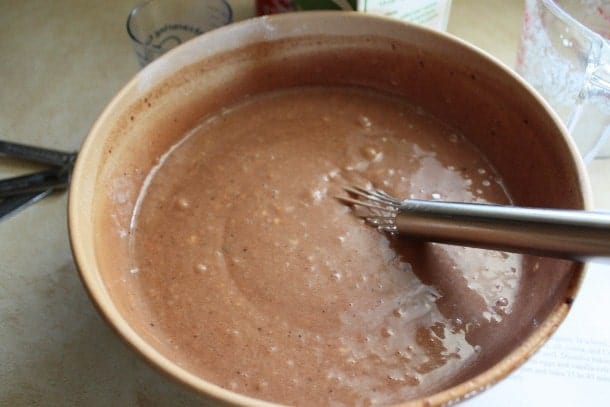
[
  {"xmin": 517, "ymin": 0, "xmax": 610, "ymax": 162},
  {"xmin": 127, "ymin": 0, "xmax": 233, "ymax": 67}
]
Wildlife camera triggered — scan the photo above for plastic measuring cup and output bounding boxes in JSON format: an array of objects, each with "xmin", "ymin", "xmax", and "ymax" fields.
[{"xmin": 517, "ymin": 0, "xmax": 610, "ymax": 162}]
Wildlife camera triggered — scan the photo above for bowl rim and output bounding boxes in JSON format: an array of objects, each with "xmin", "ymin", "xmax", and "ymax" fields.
[{"xmin": 68, "ymin": 10, "xmax": 590, "ymax": 407}]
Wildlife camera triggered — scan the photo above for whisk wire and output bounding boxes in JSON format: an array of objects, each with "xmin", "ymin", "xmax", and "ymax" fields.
[
  {"xmin": 340, "ymin": 185, "xmax": 400, "ymax": 232},
  {"xmin": 342, "ymin": 185, "xmax": 401, "ymax": 208},
  {"xmin": 336, "ymin": 195, "xmax": 392, "ymax": 212}
]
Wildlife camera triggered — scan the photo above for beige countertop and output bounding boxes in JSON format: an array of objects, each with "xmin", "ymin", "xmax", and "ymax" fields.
[{"xmin": 1, "ymin": 1, "xmax": 608, "ymax": 406}]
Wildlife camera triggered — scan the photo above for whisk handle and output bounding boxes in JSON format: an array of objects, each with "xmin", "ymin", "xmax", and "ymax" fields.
[{"xmin": 395, "ymin": 200, "xmax": 610, "ymax": 261}]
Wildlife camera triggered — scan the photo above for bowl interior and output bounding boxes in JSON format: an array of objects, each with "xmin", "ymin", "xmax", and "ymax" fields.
[{"xmin": 69, "ymin": 12, "xmax": 588, "ymax": 406}]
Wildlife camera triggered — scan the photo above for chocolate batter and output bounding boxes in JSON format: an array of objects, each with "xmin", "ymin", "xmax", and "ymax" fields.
[{"xmin": 128, "ymin": 86, "xmax": 521, "ymax": 405}]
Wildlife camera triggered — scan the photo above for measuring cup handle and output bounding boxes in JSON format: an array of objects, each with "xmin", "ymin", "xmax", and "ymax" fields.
[{"xmin": 567, "ymin": 38, "xmax": 610, "ymax": 162}]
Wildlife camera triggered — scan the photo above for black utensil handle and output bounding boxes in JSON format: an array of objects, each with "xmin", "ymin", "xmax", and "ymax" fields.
[
  {"xmin": 0, "ymin": 169, "xmax": 70, "ymax": 197},
  {"xmin": 0, "ymin": 140, "xmax": 77, "ymax": 167},
  {"xmin": 0, "ymin": 189, "xmax": 53, "ymax": 221}
]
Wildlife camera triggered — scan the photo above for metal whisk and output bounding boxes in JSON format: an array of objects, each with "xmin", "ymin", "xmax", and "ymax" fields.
[{"xmin": 340, "ymin": 185, "xmax": 610, "ymax": 262}]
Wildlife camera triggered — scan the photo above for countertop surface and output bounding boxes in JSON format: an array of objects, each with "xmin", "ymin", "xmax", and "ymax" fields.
[{"xmin": 1, "ymin": 1, "xmax": 609, "ymax": 406}]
